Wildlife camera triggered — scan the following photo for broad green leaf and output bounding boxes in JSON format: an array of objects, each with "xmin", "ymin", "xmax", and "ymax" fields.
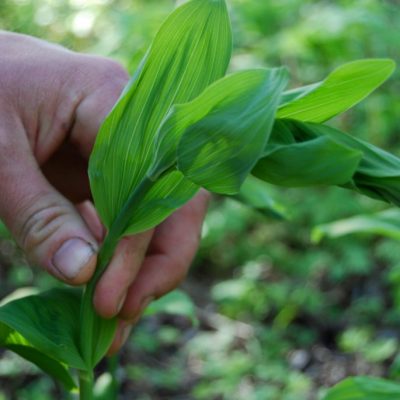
[
  {"xmin": 323, "ymin": 376, "xmax": 400, "ymax": 400},
  {"xmin": 253, "ymin": 120, "xmax": 363, "ymax": 187},
  {"xmin": 277, "ymin": 59, "xmax": 395, "ymax": 122},
  {"xmin": 232, "ymin": 175, "xmax": 288, "ymax": 220},
  {"xmin": 172, "ymin": 68, "xmax": 288, "ymax": 194},
  {"xmin": 0, "ymin": 288, "xmax": 86, "ymax": 370},
  {"xmin": 123, "ymin": 171, "xmax": 199, "ymax": 235},
  {"xmin": 312, "ymin": 208, "xmax": 400, "ymax": 243},
  {"xmin": 144, "ymin": 290, "xmax": 198, "ymax": 326},
  {"xmin": 89, "ymin": 0, "xmax": 232, "ymax": 232},
  {"xmin": 5, "ymin": 342, "xmax": 77, "ymax": 390},
  {"xmin": 254, "ymin": 120, "xmax": 400, "ymax": 207}
]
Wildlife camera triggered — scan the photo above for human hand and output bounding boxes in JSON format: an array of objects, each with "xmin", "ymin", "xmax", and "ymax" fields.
[{"xmin": 0, "ymin": 32, "xmax": 209, "ymax": 352}]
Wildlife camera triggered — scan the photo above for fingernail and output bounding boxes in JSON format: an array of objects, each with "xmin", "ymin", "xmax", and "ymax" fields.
[
  {"xmin": 120, "ymin": 323, "xmax": 132, "ymax": 346},
  {"xmin": 117, "ymin": 291, "xmax": 127, "ymax": 314},
  {"xmin": 52, "ymin": 238, "xmax": 96, "ymax": 279}
]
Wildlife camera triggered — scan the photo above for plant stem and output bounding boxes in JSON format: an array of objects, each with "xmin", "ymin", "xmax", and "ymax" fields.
[
  {"xmin": 108, "ymin": 355, "xmax": 119, "ymax": 398},
  {"xmin": 78, "ymin": 177, "xmax": 154, "ymax": 396},
  {"xmin": 79, "ymin": 369, "xmax": 94, "ymax": 400}
]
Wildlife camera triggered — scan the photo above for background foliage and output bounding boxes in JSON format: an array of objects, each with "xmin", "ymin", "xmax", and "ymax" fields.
[{"xmin": 0, "ymin": 0, "xmax": 400, "ymax": 399}]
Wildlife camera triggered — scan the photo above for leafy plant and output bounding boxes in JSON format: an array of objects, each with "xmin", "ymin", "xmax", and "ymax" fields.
[
  {"xmin": 312, "ymin": 208, "xmax": 400, "ymax": 242},
  {"xmin": 323, "ymin": 376, "xmax": 400, "ymax": 400},
  {"xmin": 0, "ymin": 0, "xmax": 397, "ymax": 398}
]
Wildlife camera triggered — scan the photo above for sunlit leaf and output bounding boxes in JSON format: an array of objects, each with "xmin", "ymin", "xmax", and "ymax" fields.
[
  {"xmin": 278, "ymin": 59, "xmax": 395, "ymax": 122},
  {"xmin": 89, "ymin": 0, "xmax": 232, "ymax": 232},
  {"xmin": 312, "ymin": 208, "xmax": 400, "ymax": 243},
  {"xmin": 175, "ymin": 68, "xmax": 288, "ymax": 194},
  {"xmin": 0, "ymin": 288, "xmax": 87, "ymax": 378},
  {"xmin": 323, "ymin": 377, "xmax": 400, "ymax": 400},
  {"xmin": 280, "ymin": 82, "xmax": 320, "ymax": 105},
  {"xmin": 253, "ymin": 120, "xmax": 400, "ymax": 206}
]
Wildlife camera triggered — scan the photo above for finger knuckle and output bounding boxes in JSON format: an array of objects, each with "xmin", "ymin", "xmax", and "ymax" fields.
[{"xmin": 17, "ymin": 194, "xmax": 69, "ymax": 254}]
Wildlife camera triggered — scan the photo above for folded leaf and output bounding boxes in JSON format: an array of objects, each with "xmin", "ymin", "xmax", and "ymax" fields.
[
  {"xmin": 323, "ymin": 376, "xmax": 400, "ymax": 400},
  {"xmin": 170, "ymin": 68, "xmax": 289, "ymax": 194},
  {"xmin": 0, "ymin": 288, "xmax": 86, "ymax": 375},
  {"xmin": 89, "ymin": 0, "xmax": 232, "ymax": 231},
  {"xmin": 253, "ymin": 121, "xmax": 363, "ymax": 187},
  {"xmin": 312, "ymin": 208, "xmax": 400, "ymax": 243},
  {"xmin": 123, "ymin": 170, "xmax": 199, "ymax": 235},
  {"xmin": 254, "ymin": 120, "xmax": 400, "ymax": 207},
  {"xmin": 278, "ymin": 59, "xmax": 395, "ymax": 122}
]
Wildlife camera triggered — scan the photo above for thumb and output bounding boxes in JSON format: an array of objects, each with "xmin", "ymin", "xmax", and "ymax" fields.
[{"xmin": 0, "ymin": 130, "xmax": 98, "ymax": 285}]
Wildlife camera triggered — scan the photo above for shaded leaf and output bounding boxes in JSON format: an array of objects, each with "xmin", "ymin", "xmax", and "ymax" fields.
[
  {"xmin": 0, "ymin": 219, "xmax": 10, "ymax": 238},
  {"xmin": 144, "ymin": 290, "xmax": 198, "ymax": 326},
  {"xmin": 323, "ymin": 376, "xmax": 400, "ymax": 400},
  {"xmin": 89, "ymin": 0, "xmax": 232, "ymax": 233},
  {"xmin": 278, "ymin": 59, "xmax": 395, "ymax": 122},
  {"xmin": 232, "ymin": 175, "xmax": 288, "ymax": 220},
  {"xmin": 312, "ymin": 208, "xmax": 400, "ymax": 243},
  {"xmin": 253, "ymin": 120, "xmax": 363, "ymax": 187},
  {"xmin": 79, "ymin": 277, "xmax": 118, "ymax": 369},
  {"xmin": 175, "ymin": 68, "xmax": 289, "ymax": 194},
  {"xmin": 5, "ymin": 342, "xmax": 77, "ymax": 390},
  {"xmin": 253, "ymin": 120, "xmax": 400, "ymax": 207},
  {"xmin": 123, "ymin": 171, "xmax": 199, "ymax": 235},
  {"xmin": 0, "ymin": 288, "xmax": 88, "ymax": 386}
]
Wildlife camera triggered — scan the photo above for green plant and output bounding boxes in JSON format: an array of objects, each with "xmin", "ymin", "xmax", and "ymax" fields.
[
  {"xmin": 0, "ymin": 0, "xmax": 397, "ymax": 398},
  {"xmin": 323, "ymin": 376, "xmax": 400, "ymax": 400}
]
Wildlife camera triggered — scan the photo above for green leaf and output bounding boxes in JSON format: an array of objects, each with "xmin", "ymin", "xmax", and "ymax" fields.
[
  {"xmin": 278, "ymin": 59, "xmax": 395, "ymax": 122},
  {"xmin": 280, "ymin": 82, "xmax": 320, "ymax": 105},
  {"xmin": 232, "ymin": 175, "xmax": 288, "ymax": 220},
  {"xmin": 0, "ymin": 288, "xmax": 91, "ymax": 387},
  {"xmin": 122, "ymin": 171, "xmax": 199, "ymax": 235},
  {"xmin": 173, "ymin": 68, "xmax": 288, "ymax": 194},
  {"xmin": 253, "ymin": 120, "xmax": 400, "ymax": 207},
  {"xmin": 5, "ymin": 342, "xmax": 77, "ymax": 391},
  {"xmin": 144, "ymin": 290, "xmax": 198, "ymax": 326},
  {"xmin": 79, "ymin": 266, "xmax": 118, "ymax": 369},
  {"xmin": 89, "ymin": 0, "xmax": 232, "ymax": 232},
  {"xmin": 0, "ymin": 288, "xmax": 85, "ymax": 369},
  {"xmin": 323, "ymin": 377, "xmax": 400, "ymax": 400},
  {"xmin": 253, "ymin": 120, "xmax": 363, "ymax": 187},
  {"xmin": 312, "ymin": 208, "xmax": 400, "ymax": 243},
  {"xmin": 0, "ymin": 219, "xmax": 10, "ymax": 238}
]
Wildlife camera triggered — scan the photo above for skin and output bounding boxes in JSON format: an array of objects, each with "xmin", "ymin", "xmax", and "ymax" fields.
[{"xmin": 0, "ymin": 32, "xmax": 209, "ymax": 353}]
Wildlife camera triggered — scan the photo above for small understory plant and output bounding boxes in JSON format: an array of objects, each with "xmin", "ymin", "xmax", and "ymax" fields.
[{"xmin": 0, "ymin": 0, "xmax": 397, "ymax": 398}]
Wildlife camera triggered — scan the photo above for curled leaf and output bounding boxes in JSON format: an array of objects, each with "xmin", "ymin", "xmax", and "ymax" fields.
[{"xmin": 173, "ymin": 68, "xmax": 289, "ymax": 194}]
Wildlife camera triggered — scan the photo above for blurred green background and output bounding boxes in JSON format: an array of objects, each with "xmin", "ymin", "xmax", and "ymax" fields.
[{"xmin": 0, "ymin": 0, "xmax": 400, "ymax": 399}]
